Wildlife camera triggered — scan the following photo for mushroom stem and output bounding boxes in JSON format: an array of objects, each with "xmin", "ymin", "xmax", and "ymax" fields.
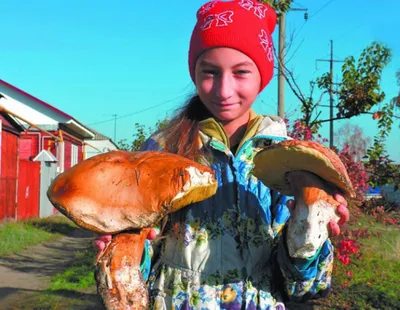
[
  {"xmin": 287, "ymin": 171, "xmax": 340, "ymax": 258},
  {"xmin": 95, "ymin": 228, "xmax": 151, "ymax": 310}
]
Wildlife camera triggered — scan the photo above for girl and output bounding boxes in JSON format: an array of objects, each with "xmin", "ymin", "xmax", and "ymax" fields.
[{"xmin": 95, "ymin": 1, "xmax": 349, "ymax": 309}]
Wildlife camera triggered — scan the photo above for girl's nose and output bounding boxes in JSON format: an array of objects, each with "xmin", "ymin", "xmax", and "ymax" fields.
[{"xmin": 215, "ymin": 73, "xmax": 234, "ymax": 100}]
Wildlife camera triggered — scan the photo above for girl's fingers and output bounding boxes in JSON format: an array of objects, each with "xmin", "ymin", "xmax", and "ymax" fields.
[
  {"xmin": 93, "ymin": 234, "xmax": 112, "ymax": 251},
  {"xmin": 334, "ymin": 193, "xmax": 347, "ymax": 207},
  {"xmin": 328, "ymin": 220, "xmax": 340, "ymax": 237},
  {"xmin": 93, "ymin": 240, "xmax": 106, "ymax": 251},
  {"xmin": 337, "ymin": 204, "xmax": 350, "ymax": 225},
  {"xmin": 147, "ymin": 229, "xmax": 157, "ymax": 240},
  {"xmin": 98, "ymin": 235, "xmax": 112, "ymax": 243}
]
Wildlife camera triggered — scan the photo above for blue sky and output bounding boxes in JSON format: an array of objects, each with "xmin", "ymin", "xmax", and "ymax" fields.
[{"xmin": 1, "ymin": 0, "xmax": 399, "ymax": 162}]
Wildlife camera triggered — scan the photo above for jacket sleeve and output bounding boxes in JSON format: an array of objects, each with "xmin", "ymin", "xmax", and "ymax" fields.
[
  {"xmin": 270, "ymin": 191, "xmax": 334, "ymax": 302},
  {"xmin": 138, "ymin": 136, "xmax": 166, "ymax": 281}
]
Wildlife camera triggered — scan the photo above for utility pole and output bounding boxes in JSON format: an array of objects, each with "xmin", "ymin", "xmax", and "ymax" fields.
[
  {"xmin": 329, "ymin": 41, "xmax": 334, "ymax": 149},
  {"xmin": 112, "ymin": 114, "xmax": 117, "ymax": 142},
  {"xmin": 278, "ymin": 12, "xmax": 286, "ymax": 119},
  {"xmin": 316, "ymin": 40, "xmax": 344, "ymax": 148},
  {"xmin": 277, "ymin": 8, "xmax": 308, "ymax": 119}
]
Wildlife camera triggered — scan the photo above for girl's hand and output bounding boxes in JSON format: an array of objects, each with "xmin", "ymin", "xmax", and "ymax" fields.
[
  {"xmin": 327, "ymin": 193, "xmax": 349, "ymax": 237},
  {"xmin": 93, "ymin": 234, "xmax": 112, "ymax": 252},
  {"xmin": 93, "ymin": 229, "xmax": 158, "ymax": 253}
]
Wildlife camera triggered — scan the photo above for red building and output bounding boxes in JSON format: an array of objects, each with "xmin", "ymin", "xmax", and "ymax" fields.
[
  {"xmin": 0, "ymin": 112, "xmax": 24, "ymax": 220},
  {"xmin": 0, "ymin": 80, "xmax": 110, "ymax": 221}
]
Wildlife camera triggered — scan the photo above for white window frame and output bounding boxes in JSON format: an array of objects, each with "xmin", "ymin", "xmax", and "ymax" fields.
[{"xmin": 71, "ymin": 144, "xmax": 78, "ymax": 167}]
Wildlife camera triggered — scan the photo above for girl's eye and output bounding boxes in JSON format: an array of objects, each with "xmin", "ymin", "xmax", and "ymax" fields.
[
  {"xmin": 202, "ymin": 69, "xmax": 218, "ymax": 76},
  {"xmin": 235, "ymin": 70, "xmax": 250, "ymax": 75}
]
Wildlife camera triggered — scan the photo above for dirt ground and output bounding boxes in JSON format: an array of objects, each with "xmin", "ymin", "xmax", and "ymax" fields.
[
  {"xmin": 0, "ymin": 228, "xmax": 316, "ymax": 310},
  {"xmin": 0, "ymin": 228, "xmax": 104, "ymax": 310}
]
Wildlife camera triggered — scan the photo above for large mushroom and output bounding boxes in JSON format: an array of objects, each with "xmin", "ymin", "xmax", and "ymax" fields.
[
  {"xmin": 47, "ymin": 150, "xmax": 217, "ymax": 310},
  {"xmin": 252, "ymin": 140, "xmax": 355, "ymax": 258}
]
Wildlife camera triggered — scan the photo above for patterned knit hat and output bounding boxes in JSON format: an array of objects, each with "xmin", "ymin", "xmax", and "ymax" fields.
[{"xmin": 188, "ymin": 0, "xmax": 277, "ymax": 92}]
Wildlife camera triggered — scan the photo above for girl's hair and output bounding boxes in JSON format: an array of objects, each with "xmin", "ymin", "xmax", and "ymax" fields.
[{"xmin": 155, "ymin": 94, "xmax": 211, "ymax": 162}]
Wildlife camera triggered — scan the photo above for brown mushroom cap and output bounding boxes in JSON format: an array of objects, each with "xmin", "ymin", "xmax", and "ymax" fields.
[
  {"xmin": 47, "ymin": 150, "xmax": 217, "ymax": 234},
  {"xmin": 252, "ymin": 140, "xmax": 355, "ymax": 198}
]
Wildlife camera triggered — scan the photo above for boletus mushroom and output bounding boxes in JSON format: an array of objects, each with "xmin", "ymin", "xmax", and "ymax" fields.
[
  {"xmin": 252, "ymin": 140, "xmax": 355, "ymax": 258},
  {"xmin": 47, "ymin": 150, "xmax": 217, "ymax": 310}
]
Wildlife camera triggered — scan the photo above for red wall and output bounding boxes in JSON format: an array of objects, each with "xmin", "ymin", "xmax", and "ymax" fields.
[
  {"xmin": 78, "ymin": 144, "xmax": 83, "ymax": 162},
  {"xmin": 64, "ymin": 140, "xmax": 71, "ymax": 170},
  {"xmin": 19, "ymin": 136, "xmax": 37, "ymax": 160},
  {"xmin": 0, "ymin": 127, "xmax": 19, "ymax": 220},
  {"xmin": 17, "ymin": 160, "xmax": 40, "ymax": 219}
]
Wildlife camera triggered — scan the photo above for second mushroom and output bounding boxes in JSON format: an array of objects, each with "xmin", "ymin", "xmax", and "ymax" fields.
[{"xmin": 252, "ymin": 139, "xmax": 355, "ymax": 258}]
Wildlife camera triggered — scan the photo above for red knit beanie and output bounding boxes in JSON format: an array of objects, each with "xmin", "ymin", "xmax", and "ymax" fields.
[{"xmin": 188, "ymin": 0, "xmax": 277, "ymax": 93}]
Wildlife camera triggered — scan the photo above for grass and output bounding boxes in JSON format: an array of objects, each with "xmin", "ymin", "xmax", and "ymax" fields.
[
  {"xmin": 2, "ymin": 210, "xmax": 399, "ymax": 309},
  {"xmin": 0, "ymin": 215, "xmax": 102, "ymax": 309},
  {"xmin": 27, "ymin": 246, "xmax": 102, "ymax": 310},
  {"xmin": 49, "ymin": 247, "xmax": 97, "ymax": 291},
  {"xmin": 0, "ymin": 215, "xmax": 77, "ymax": 257},
  {"xmin": 312, "ymin": 210, "xmax": 400, "ymax": 310},
  {"xmin": 22, "ymin": 245, "xmax": 102, "ymax": 310},
  {"xmin": 0, "ymin": 214, "xmax": 95, "ymax": 290}
]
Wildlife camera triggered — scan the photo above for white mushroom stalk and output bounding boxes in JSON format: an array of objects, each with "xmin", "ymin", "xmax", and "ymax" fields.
[{"xmin": 286, "ymin": 171, "xmax": 341, "ymax": 258}]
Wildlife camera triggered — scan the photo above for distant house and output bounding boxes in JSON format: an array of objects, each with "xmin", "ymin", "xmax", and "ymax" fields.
[
  {"xmin": 0, "ymin": 79, "xmax": 91, "ymax": 172},
  {"xmin": 84, "ymin": 128, "xmax": 118, "ymax": 159},
  {"xmin": 0, "ymin": 79, "xmax": 117, "ymax": 221},
  {"xmin": 0, "ymin": 79, "xmax": 110, "ymax": 172}
]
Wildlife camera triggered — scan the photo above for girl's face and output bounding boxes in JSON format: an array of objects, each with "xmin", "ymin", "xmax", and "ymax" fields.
[{"xmin": 195, "ymin": 47, "xmax": 261, "ymax": 123}]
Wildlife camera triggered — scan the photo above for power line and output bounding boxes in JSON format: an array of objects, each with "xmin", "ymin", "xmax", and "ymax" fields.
[
  {"xmin": 309, "ymin": 0, "xmax": 337, "ymax": 19},
  {"xmin": 88, "ymin": 94, "xmax": 186, "ymax": 126},
  {"xmin": 293, "ymin": 1, "xmax": 307, "ymax": 9},
  {"xmin": 285, "ymin": 0, "xmax": 339, "ymax": 63}
]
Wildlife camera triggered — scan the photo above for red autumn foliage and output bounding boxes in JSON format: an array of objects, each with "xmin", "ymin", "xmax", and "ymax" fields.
[
  {"xmin": 336, "ymin": 237, "xmax": 360, "ymax": 265},
  {"xmin": 372, "ymin": 111, "xmax": 382, "ymax": 120},
  {"xmin": 286, "ymin": 119, "xmax": 328, "ymax": 143},
  {"xmin": 337, "ymin": 145, "xmax": 369, "ymax": 205}
]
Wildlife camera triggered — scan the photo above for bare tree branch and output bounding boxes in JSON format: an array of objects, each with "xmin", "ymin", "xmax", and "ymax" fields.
[{"xmin": 309, "ymin": 111, "xmax": 322, "ymax": 128}]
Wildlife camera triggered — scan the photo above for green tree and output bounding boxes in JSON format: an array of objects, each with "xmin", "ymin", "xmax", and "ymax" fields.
[
  {"xmin": 284, "ymin": 42, "xmax": 393, "ymax": 131},
  {"xmin": 260, "ymin": 0, "xmax": 293, "ymax": 15},
  {"xmin": 363, "ymin": 70, "xmax": 400, "ymax": 190},
  {"xmin": 318, "ymin": 42, "xmax": 391, "ymax": 120},
  {"xmin": 117, "ymin": 117, "xmax": 169, "ymax": 151},
  {"xmin": 283, "ymin": 42, "xmax": 399, "ymax": 190}
]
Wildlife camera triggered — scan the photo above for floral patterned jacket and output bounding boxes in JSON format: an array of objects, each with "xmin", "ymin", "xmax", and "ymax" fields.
[{"xmin": 139, "ymin": 112, "xmax": 334, "ymax": 310}]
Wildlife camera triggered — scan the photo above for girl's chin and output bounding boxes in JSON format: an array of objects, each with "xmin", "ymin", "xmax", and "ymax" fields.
[
  {"xmin": 212, "ymin": 112, "xmax": 238, "ymax": 122},
  {"xmin": 211, "ymin": 109, "xmax": 249, "ymax": 123}
]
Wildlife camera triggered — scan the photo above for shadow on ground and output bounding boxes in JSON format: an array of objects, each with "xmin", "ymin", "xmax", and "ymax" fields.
[
  {"xmin": 0, "ymin": 286, "xmax": 104, "ymax": 310},
  {"xmin": 0, "ymin": 228, "xmax": 93, "ymax": 277}
]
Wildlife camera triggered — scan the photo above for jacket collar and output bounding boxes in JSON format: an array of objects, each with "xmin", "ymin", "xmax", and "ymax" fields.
[
  {"xmin": 198, "ymin": 110, "xmax": 263, "ymax": 151},
  {"xmin": 198, "ymin": 110, "xmax": 289, "ymax": 154}
]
